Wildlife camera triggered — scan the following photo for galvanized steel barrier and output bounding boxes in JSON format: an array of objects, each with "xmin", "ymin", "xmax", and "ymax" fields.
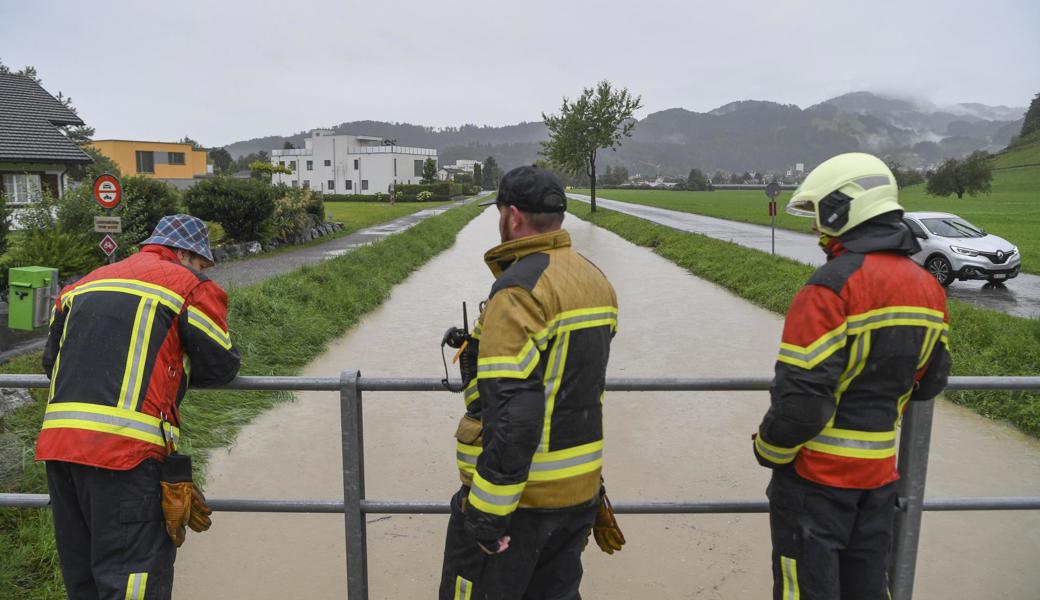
[{"xmin": 2, "ymin": 373, "xmax": 1040, "ymax": 600}]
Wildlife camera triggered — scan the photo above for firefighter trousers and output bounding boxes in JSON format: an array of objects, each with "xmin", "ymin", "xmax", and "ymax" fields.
[
  {"xmin": 46, "ymin": 459, "xmax": 175, "ymax": 600},
  {"xmin": 767, "ymin": 469, "xmax": 897, "ymax": 600},
  {"xmin": 439, "ymin": 485, "xmax": 599, "ymax": 600}
]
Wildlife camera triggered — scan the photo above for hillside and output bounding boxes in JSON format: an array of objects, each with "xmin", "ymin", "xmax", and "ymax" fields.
[{"xmin": 224, "ymin": 92, "xmax": 1026, "ymax": 176}]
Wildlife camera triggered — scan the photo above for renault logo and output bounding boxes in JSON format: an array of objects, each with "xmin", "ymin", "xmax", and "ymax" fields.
[{"xmin": 997, "ymin": 250, "xmax": 1005, "ymax": 260}]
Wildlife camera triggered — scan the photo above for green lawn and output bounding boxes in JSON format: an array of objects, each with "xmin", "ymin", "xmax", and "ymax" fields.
[
  {"xmin": 323, "ymin": 201, "xmax": 435, "ymax": 235},
  {"xmin": 575, "ymin": 149, "xmax": 1040, "ymax": 274}
]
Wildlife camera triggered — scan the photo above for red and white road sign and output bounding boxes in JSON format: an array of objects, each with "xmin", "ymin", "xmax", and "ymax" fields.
[
  {"xmin": 93, "ymin": 174, "xmax": 122, "ymax": 209},
  {"xmin": 99, "ymin": 235, "xmax": 118, "ymax": 256},
  {"xmin": 768, "ymin": 201, "xmax": 777, "ymax": 217}
]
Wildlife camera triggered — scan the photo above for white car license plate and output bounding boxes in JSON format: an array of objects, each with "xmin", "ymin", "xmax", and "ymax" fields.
[{"xmin": 994, "ymin": 273, "xmax": 1006, "ymax": 279}]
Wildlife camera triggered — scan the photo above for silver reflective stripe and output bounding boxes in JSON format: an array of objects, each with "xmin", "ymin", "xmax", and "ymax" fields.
[
  {"xmin": 187, "ymin": 309, "xmax": 231, "ymax": 347},
  {"xmin": 854, "ymin": 175, "xmax": 892, "ymax": 190},
  {"xmin": 456, "ymin": 452, "xmax": 477, "ymax": 466},
  {"xmin": 121, "ymin": 298, "xmax": 157, "ymax": 410},
  {"xmin": 530, "ymin": 449, "xmax": 603, "ymax": 472},
  {"xmin": 44, "ymin": 410, "xmax": 178, "ymax": 445},
  {"xmin": 477, "ymin": 342, "xmax": 539, "ymax": 375},
  {"xmin": 554, "ymin": 311, "xmax": 617, "ymax": 330},
  {"xmin": 756, "ymin": 442, "xmax": 796, "ymax": 462},
  {"xmin": 812, "ymin": 434, "xmax": 894, "ymax": 450},
  {"xmin": 455, "ymin": 576, "xmax": 472, "ymax": 600},
  {"xmin": 538, "ymin": 331, "xmax": 570, "ymax": 451},
  {"xmin": 72, "ymin": 280, "xmax": 183, "ymax": 311},
  {"xmin": 778, "ymin": 331, "xmax": 846, "ymax": 364},
  {"xmin": 469, "ymin": 485, "xmax": 521, "ymax": 507},
  {"xmin": 781, "ymin": 556, "xmax": 798, "ymax": 600},
  {"xmin": 848, "ymin": 311, "xmax": 945, "ymax": 329}
]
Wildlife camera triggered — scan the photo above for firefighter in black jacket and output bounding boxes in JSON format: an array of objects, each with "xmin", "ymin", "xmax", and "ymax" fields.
[
  {"xmin": 439, "ymin": 167, "xmax": 623, "ymax": 599},
  {"xmin": 753, "ymin": 153, "xmax": 951, "ymax": 599}
]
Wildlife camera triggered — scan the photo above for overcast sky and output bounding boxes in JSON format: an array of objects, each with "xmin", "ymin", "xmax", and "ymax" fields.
[{"xmin": 2, "ymin": 0, "xmax": 1037, "ymax": 147}]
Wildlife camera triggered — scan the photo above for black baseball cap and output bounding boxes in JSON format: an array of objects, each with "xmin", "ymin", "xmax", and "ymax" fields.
[{"xmin": 479, "ymin": 165, "xmax": 567, "ymax": 213}]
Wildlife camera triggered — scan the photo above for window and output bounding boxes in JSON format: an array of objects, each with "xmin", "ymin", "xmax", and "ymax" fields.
[
  {"xmin": 393, "ymin": 158, "xmax": 397, "ymax": 177},
  {"xmin": 904, "ymin": 218, "xmax": 927, "ymax": 239},
  {"xmin": 353, "ymin": 159, "xmax": 360, "ymax": 169},
  {"xmin": 306, "ymin": 160, "xmax": 313, "ymax": 171},
  {"xmin": 361, "ymin": 180, "xmax": 368, "ymax": 191},
  {"xmin": 414, "ymin": 159, "xmax": 423, "ymax": 177},
  {"xmin": 136, "ymin": 151, "xmax": 155, "ymax": 173},
  {"xmin": 324, "ymin": 160, "xmax": 331, "ymax": 167},
  {"xmin": 327, "ymin": 180, "xmax": 335, "ymax": 190},
  {"xmin": 1, "ymin": 173, "xmax": 42, "ymax": 204},
  {"xmin": 290, "ymin": 160, "xmax": 297, "ymax": 170},
  {"xmin": 291, "ymin": 180, "xmax": 298, "ymax": 188},
  {"xmin": 168, "ymin": 152, "xmax": 185, "ymax": 165},
  {"xmin": 345, "ymin": 180, "xmax": 352, "ymax": 190},
  {"xmin": 303, "ymin": 180, "xmax": 310, "ymax": 189},
  {"xmin": 279, "ymin": 161, "xmax": 286, "ymax": 167}
]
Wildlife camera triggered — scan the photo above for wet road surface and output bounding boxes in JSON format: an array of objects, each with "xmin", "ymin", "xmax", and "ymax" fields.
[
  {"xmin": 176, "ymin": 207, "xmax": 1040, "ymax": 599},
  {"xmin": 571, "ymin": 193, "xmax": 1040, "ymax": 319}
]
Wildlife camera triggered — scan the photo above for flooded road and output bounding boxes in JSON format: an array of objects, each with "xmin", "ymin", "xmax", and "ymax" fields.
[
  {"xmin": 571, "ymin": 193, "xmax": 1040, "ymax": 319},
  {"xmin": 176, "ymin": 207, "xmax": 1040, "ymax": 599}
]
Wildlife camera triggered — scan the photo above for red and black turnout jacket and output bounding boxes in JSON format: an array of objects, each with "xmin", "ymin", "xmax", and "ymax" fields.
[
  {"xmin": 754, "ymin": 215, "xmax": 952, "ymax": 489},
  {"xmin": 36, "ymin": 245, "xmax": 240, "ymax": 471}
]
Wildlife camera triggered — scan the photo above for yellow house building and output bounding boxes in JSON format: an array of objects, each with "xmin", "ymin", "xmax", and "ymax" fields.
[{"xmin": 89, "ymin": 140, "xmax": 209, "ymax": 180}]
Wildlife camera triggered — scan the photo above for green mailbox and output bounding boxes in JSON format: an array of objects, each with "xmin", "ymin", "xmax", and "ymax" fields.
[{"xmin": 8, "ymin": 266, "xmax": 59, "ymax": 331}]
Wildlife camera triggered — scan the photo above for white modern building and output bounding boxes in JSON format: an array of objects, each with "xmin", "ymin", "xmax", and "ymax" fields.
[
  {"xmin": 439, "ymin": 159, "xmax": 482, "ymax": 181},
  {"xmin": 269, "ymin": 129, "xmax": 437, "ymax": 194}
]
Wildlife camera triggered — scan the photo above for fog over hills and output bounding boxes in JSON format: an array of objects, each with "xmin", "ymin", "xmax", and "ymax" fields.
[{"xmin": 226, "ymin": 91, "xmax": 1025, "ymax": 177}]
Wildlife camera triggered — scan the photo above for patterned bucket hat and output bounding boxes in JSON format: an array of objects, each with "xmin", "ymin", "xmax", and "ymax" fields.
[{"xmin": 140, "ymin": 214, "xmax": 215, "ymax": 265}]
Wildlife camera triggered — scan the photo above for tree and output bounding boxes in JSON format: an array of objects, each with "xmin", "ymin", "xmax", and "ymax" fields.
[
  {"xmin": 712, "ymin": 170, "xmax": 728, "ymax": 184},
  {"xmin": 249, "ymin": 160, "xmax": 292, "ymax": 181},
  {"xmin": 687, "ymin": 168, "xmax": 709, "ymax": 191},
  {"xmin": 541, "ymin": 80, "xmax": 642, "ymax": 211},
  {"xmin": 0, "ymin": 60, "xmax": 94, "ymax": 143},
  {"xmin": 209, "ymin": 148, "xmax": 235, "ymax": 173},
  {"xmin": 926, "ymin": 152, "xmax": 993, "ymax": 199},
  {"xmin": 180, "ymin": 136, "xmax": 203, "ymax": 150},
  {"xmin": 283, "ymin": 141, "xmax": 296, "ymax": 150},
  {"xmin": 472, "ymin": 162, "xmax": 483, "ymax": 188},
  {"xmin": 421, "ymin": 158, "xmax": 438, "ymax": 184},
  {"xmin": 67, "ymin": 146, "xmax": 121, "ymax": 182},
  {"xmin": 1021, "ymin": 92, "xmax": 1040, "ymax": 138},
  {"xmin": 886, "ymin": 160, "xmax": 926, "ymax": 188},
  {"xmin": 482, "ymin": 156, "xmax": 502, "ymax": 190}
]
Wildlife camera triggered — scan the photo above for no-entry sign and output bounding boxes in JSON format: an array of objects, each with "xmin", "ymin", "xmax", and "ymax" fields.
[{"xmin": 93, "ymin": 174, "xmax": 122, "ymax": 209}]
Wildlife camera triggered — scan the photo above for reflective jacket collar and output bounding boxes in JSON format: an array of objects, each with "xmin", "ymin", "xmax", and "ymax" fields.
[
  {"xmin": 140, "ymin": 244, "xmax": 182, "ymax": 263},
  {"xmin": 484, "ymin": 230, "xmax": 571, "ymax": 277}
]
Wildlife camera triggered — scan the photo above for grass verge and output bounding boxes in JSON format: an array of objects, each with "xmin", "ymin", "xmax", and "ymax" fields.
[
  {"xmin": 568, "ymin": 202, "xmax": 1040, "ymax": 438},
  {"xmin": 0, "ymin": 201, "xmax": 484, "ymax": 598}
]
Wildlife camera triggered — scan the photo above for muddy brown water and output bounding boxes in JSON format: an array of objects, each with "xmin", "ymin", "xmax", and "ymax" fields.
[{"xmin": 176, "ymin": 208, "xmax": 1040, "ymax": 599}]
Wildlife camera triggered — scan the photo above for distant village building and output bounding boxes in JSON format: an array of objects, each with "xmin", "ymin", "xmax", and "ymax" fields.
[
  {"xmin": 439, "ymin": 159, "xmax": 482, "ymax": 181},
  {"xmin": 89, "ymin": 140, "xmax": 210, "ymax": 188},
  {"xmin": 0, "ymin": 72, "xmax": 92, "ymax": 205},
  {"xmin": 270, "ymin": 129, "xmax": 436, "ymax": 194}
]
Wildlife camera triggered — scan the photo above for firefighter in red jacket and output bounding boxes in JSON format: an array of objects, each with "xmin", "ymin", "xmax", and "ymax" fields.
[
  {"xmin": 37, "ymin": 214, "xmax": 240, "ymax": 600},
  {"xmin": 753, "ymin": 154, "xmax": 951, "ymax": 600}
]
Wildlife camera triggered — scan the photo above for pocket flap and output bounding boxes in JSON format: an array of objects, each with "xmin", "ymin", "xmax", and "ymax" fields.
[{"xmin": 454, "ymin": 415, "xmax": 483, "ymax": 445}]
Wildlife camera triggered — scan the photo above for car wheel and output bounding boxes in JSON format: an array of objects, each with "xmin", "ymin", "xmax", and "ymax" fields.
[{"xmin": 926, "ymin": 255, "xmax": 954, "ymax": 287}]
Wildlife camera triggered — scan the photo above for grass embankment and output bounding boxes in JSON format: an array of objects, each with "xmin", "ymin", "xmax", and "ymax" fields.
[
  {"xmin": 323, "ymin": 201, "xmax": 436, "ymax": 234},
  {"xmin": 568, "ymin": 202, "xmax": 1040, "ymax": 438},
  {"xmin": 0, "ymin": 201, "xmax": 484, "ymax": 598},
  {"xmin": 575, "ymin": 142, "xmax": 1040, "ymax": 275}
]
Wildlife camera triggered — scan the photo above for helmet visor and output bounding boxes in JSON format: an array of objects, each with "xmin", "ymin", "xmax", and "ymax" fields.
[{"xmin": 785, "ymin": 197, "xmax": 816, "ymax": 218}]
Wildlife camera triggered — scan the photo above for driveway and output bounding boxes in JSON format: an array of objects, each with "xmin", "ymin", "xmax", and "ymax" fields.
[{"xmin": 570, "ymin": 193, "xmax": 1040, "ymax": 319}]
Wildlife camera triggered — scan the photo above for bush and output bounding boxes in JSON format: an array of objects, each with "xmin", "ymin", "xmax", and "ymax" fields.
[
  {"xmin": 416, "ymin": 191, "xmax": 433, "ymax": 202},
  {"xmin": 184, "ymin": 177, "xmax": 276, "ymax": 242},
  {"xmin": 269, "ymin": 190, "xmax": 315, "ymax": 242},
  {"xmin": 7, "ymin": 229, "xmax": 101, "ymax": 280},
  {"xmin": 322, "ymin": 194, "xmax": 386, "ymax": 203},
  {"xmin": 394, "ymin": 182, "xmax": 465, "ymax": 202},
  {"xmin": 56, "ymin": 177, "xmax": 183, "ymax": 260}
]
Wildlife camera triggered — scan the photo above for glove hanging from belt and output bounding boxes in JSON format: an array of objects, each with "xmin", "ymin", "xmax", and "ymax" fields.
[
  {"xmin": 587, "ymin": 486, "xmax": 626, "ymax": 554},
  {"xmin": 160, "ymin": 453, "xmax": 212, "ymax": 547}
]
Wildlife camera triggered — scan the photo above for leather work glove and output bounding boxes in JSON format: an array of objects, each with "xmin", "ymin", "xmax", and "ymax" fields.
[
  {"xmin": 160, "ymin": 480, "xmax": 194, "ymax": 547},
  {"xmin": 592, "ymin": 489, "xmax": 626, "ymax": 554},
  {"xmin": 188, "ymin": 485, "xmax": 213, "ymax": 533}
]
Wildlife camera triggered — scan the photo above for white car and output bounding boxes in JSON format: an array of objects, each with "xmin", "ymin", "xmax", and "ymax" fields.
[{"xmin": 902, "ymin": 212, "xmax": 1021, "ymax": 287}]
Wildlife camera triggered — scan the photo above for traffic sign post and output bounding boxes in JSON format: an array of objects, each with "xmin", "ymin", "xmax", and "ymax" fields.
[
  {"xmin": 765, "ymin": 182, "xmax": 781, "ymax": 255},
  {"xmin": 92, "ymin": 175, "xmax": 123, "ymax": 263}
]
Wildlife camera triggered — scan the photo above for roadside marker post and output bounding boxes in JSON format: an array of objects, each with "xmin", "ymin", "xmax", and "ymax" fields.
[
  {"xmin": 93, "ymin": 174, "xmax": 123, "ymax": 264},
  {"xmin": 765, "ymin": 182, "xmax": 781, "ymax": 255}
]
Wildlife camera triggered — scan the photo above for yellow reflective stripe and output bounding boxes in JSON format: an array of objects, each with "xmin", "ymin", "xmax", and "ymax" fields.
[
  {"xmin": 454, "ymin": 575, "xmax": 473, "ymax": 600},
  {"xmin": 463, "ymin": 379, "xmax": 479, "ymax": 407},
  {"xmin": 477, "ymin": 337, "xmax": 540, "ymax": 379},
  {"xmin": 186, "ymin": 306, "xmax": 232, "ymax": 350},
  {"xmin": 940, "ymin": 322, "xmax": 950, "ymax": 349},
  {"xmin": 805, "ymin": 426, "xmax": 897, "ymax": 459},
  {"xmin": 777, "ymin": 323, "xmax": 847, "ymax": 370},
  {"xmin": 529, "ymin": 439, "xmax": 602, "ymax": 481},
  {"xmin": 917, "ymin": 327, "xmax": 940, "ymax": 370},
  {"xmin": 539, "ymin": 331, "xmax": 571, "ymax": 452},
  {"xmin": 755, "ymin": 434, "xmax": 800, "ymax": 465},
  {"xmin": 469, "ymin": 472, "xmax": 524, "ymax": 516},
  {"xmin": 834, "ymin": 331, "xmax": 871, "ymax": 406},
  {"xmin": 124, "ymin": 572, "xmax": 148, "ymax": 600},
  {"xmin": 119, "ymin": 298, "xmax": 157, "ymax": 411},
  {"xmin": 43, "ymin": 402, "xmax": 180, "ymax": 448},
  {"xmin": 846, "ymin": 305, "xmax": 945, "ymax": 335},
  {"xmin": 780, "ymin": 556, "xmax": 800, "ymax": 600},
  {"xmin": 66, "ymin": 278, "xmax": 184, "ymax": 313},
  {"xmin": 456, "ymin": 441, "xmax": 480, "ymax": 474},
  {"xmin": 49, "ymin": 298, "xmax": 75, "ymax": 401}
]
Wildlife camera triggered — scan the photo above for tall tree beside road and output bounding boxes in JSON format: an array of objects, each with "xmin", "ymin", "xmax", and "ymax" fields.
[
  {"xmin": 1021, "ymin": 92, "xmax": 1040, "ymax": 138},
  {"xmin": 541, "ymin": 81, "xmax": 642, "ymax": 212},
  {"xmin": 687, "ymin": 168, "xmax": 709, "ymax": 191},
  {"xmin": 421, "ymin": 158, "xmax": 438, "ymax": 184},
  {"xmin": 926, "ymin": 151, "xmax": 993, "ymax": 199},
  {"xmin": 472, "ymin": 162, "xmax": 483, "ymax": 188},
  {"xmin": 209, "ymin": 148, "xmax": 235, "ymax": 173},
  {"xmin": 482, "ymin": 156, "xmax": 502, "ymax": 190}
]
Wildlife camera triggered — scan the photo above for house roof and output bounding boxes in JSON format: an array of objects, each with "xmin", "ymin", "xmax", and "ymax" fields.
[{"xmin": 0, "ymin": 73, "xmax": 93, "ymax": 165}]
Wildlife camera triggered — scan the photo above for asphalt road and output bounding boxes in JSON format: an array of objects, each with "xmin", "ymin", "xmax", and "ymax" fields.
[{"xmin": 570, "ymin": 193, "xmax": 1040, "ymax": 319}]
